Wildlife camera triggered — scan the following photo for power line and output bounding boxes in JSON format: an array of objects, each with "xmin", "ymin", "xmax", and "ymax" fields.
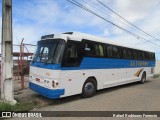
[
  {"xmin": 80, "ymin": 0, "xmax": 131, "ymax": 29},
  {"xmin": 96, "ymin": 0, "xmax": 160, "ymax": 42},
  {"xmin": 81, "ymin": 0, "xmax": 149, "ymax": 41},
  {"xmin": 66, "ymin": 0, "xmax": 139, "ymax": 38},
  {"xmin": 66, "ymin": 0, "xmax": 160, "ymax": 48},
  {"xmin": 80, "ymin": 0, "xmax": 157, "ymax": 47}
]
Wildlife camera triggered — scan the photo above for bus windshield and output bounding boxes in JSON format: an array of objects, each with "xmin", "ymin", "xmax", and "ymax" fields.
[{"xmin": 32, "ymin": 39, "xmax": 66, "ymax": 64}]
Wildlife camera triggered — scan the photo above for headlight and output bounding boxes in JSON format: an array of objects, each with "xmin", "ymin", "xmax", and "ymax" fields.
[
  {"xmin": 52, "ymin": 80, "xmax": 59, "ymax": 88},
  {"xmin": 44, "ymin": 80, "xmax": 50, "ymax": 87}
]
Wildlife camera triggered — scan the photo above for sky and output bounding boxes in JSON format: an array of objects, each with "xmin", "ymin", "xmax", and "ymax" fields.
[{"xmin": 0, "ymin": 0, "xmax": 160, "ymax": 60}]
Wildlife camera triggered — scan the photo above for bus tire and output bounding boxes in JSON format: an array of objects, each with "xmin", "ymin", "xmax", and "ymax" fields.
[
  {"xmin": 81, "ymin": 78, "xmax": 97, "ymax": 98},
  {"xmin": 140, "ymin": 72, "xmax": 146, "ymax": 84}
]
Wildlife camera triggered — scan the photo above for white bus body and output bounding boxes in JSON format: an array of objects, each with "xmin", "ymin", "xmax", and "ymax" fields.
[{"xmin": 29, "ymin": 32, "xmax": 155, "ymax": 99}]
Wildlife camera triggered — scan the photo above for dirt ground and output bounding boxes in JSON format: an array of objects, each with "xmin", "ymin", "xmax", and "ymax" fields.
[
  {"xmin": 1, "ymin": 76, "xmax": 160, "ymax": 120},
  {"xmin": 1, "ymin": 76, "xmax": 160, "ymax": 107},
  {"xmin": 13, "ymin": 76, "xmax": 55, "ymax": 107},
  {"xmin": 0, "ymin": 77, "xmax": 160, "ymax": 120},
  {"xmin": 0, "ymin": 76, "xmax": 54, "ymax": 108}
]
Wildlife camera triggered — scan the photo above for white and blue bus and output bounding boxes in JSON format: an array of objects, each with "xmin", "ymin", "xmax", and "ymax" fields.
[{"xmin": 29, "ymin": 32, "xmax": 155, "ymax": 99}]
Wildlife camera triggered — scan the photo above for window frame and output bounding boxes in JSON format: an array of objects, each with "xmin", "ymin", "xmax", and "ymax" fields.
[
  {"xmin": 80, "ymin": 39, "xmax": 155, "ymax": 61},
  {"xmin": 83, "ymin": 39, "xmax": 105, "ymax": 58},
  {"xmin": 61, "ymin": 40, "xmax": 84, "ymax": 67}
]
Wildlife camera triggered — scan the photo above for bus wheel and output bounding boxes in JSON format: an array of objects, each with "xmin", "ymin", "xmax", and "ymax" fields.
[
  {"xmin": 81, "ymin": 78, "xmax": 97, "ymax": 98},
  {"xmin": 140, "ymin": 72, "xmax": 146, "ymax": 84}
]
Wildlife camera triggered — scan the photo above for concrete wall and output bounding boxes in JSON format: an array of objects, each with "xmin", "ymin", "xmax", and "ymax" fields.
[{"xmin": 155, "ymin": 60, "xmax": 160, "ymax": 74}]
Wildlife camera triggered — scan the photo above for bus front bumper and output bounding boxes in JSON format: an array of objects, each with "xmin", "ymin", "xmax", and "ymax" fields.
[{"xmin": 29, "ymin": 82, "xmax": 65, "ymax": 99}]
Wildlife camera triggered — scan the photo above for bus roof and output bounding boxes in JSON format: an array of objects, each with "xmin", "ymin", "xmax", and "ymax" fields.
[{"xmin": 41, "ymin": 32, "xmax": 155, "ymax": 53}]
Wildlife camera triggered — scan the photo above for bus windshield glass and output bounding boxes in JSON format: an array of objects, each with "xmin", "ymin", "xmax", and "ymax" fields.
[{"xmin": 32, "ymin": 39, "xmax": 66, "ymax": 64}]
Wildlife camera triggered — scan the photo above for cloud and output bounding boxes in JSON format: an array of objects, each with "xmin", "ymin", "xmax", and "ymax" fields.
[
  {"xmin": 102, "ymin": 28, "xmax": 110, "ymax": 37},
  {"xmin": 12, "ymin": 1, "xmax": 62, "ymax": 44},
  {"xmin": 0, "ymin": 0, "xmax": 160, "ymax": 59},
  {"xmin": 103, "ymin": 0, "xmax": 160, "ymax": 57},
  {"xmin": 140, "ymin": 10, "xmax": 160, "ymax": 37},
  {"xmin": 115, "ymin": 0, "xmax": 159, "ymax": 22},
  {"xmin": 11, "ymin": 0, "xmax": 109, "ymax": 46}
]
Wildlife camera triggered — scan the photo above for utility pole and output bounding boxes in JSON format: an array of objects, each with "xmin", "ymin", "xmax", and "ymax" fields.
[{"xmin": 1, "ymin": 0, "xmax": 16, "ymax": 104}]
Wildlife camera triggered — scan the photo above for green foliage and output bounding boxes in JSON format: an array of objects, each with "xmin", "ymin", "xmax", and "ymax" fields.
[
  {"xmin": 0, "ymin": 102, "xmax": 14, "ymax": 111},
  {"xmin": 153, "ymin": 74, "xmax": 160, "ymax": 78},
  {"xmin": 0, "ymin": 101, "xmax": 35, "ymax": 111}
]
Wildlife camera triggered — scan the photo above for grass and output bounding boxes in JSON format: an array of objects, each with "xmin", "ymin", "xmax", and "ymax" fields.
[
  {"xmin": 0, "ymin": 101, "xmax": 36, "ymax": 111},
  {"xmin": 153, "ymin": 74, "xmax": 160, "ymax": 78}
]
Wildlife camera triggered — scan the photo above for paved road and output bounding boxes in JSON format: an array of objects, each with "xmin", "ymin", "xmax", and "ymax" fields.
[{"xmin": 10, "ymin": 77, "xmax": 160, "ymax": 120}]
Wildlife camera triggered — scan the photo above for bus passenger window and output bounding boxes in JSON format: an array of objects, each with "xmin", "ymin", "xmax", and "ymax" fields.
[
  {"xmin": 133, "ymin": 51, "xmax": 138, "ymax": 60},
  {"xmin": 107, "ymin": 46, "xmax": 113, "ymax": 57},
  {"xmin": 122, "ymin": 48, "xmax": 131, "ymax": 59},
  {"xmin": 85, "ymin": 43, "xmax": 104, "ymax": 57},
  {"xmin": 112, "ymin": 46, "xmax": 120, "ymax": 58},
  {"xmin": 85, "ymin": 43, "xmax": 95, "ymax": 56},
  {"xmin": 63, "ymin": 44, "xmax": 79, "ymax": 66},
  {"xmin": 137, "ymin": 51, "xmax": 141, "ymax": 59},
  {"xmin": 99, "ymin": 45, "xmax": 104, "ymax": 57},
  {"xmin": 107, "ymin": 45, "xmax": 120, "ymax": 58}
]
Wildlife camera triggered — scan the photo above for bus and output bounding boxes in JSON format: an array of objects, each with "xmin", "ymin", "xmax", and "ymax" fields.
[{"xmin": 29, "ymin": 32, "xmax": 155, "ymax": 99}]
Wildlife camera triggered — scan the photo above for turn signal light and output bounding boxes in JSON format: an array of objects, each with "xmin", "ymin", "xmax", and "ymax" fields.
[
  {"xmin": 52, "ymin": 80, "xmax": 58, "ymax": 88},
  {"xmin": 36, "ymin": 78, "xmax": 40, "ymax": 82},
  {"xmin": 52, "ymin": 81, "xmax": 55, "ymax": 87}
]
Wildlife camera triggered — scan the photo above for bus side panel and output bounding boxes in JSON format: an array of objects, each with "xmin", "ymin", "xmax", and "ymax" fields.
[{"xmin": 60, "ymin": 67, "xmax": 154, "ymax": 98}]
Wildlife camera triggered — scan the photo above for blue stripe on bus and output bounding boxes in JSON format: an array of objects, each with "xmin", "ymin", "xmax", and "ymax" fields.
[
  {"xmin": 30, "ymin": 62, "xmax": 61, "ymax": 70},
  {"xmin": 29, "ymin": 82, "xmax": 64, "ymax": 99},
  {"xmin": 30, "ymin": 57, "xmax": 155, "ymax": 70}
]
